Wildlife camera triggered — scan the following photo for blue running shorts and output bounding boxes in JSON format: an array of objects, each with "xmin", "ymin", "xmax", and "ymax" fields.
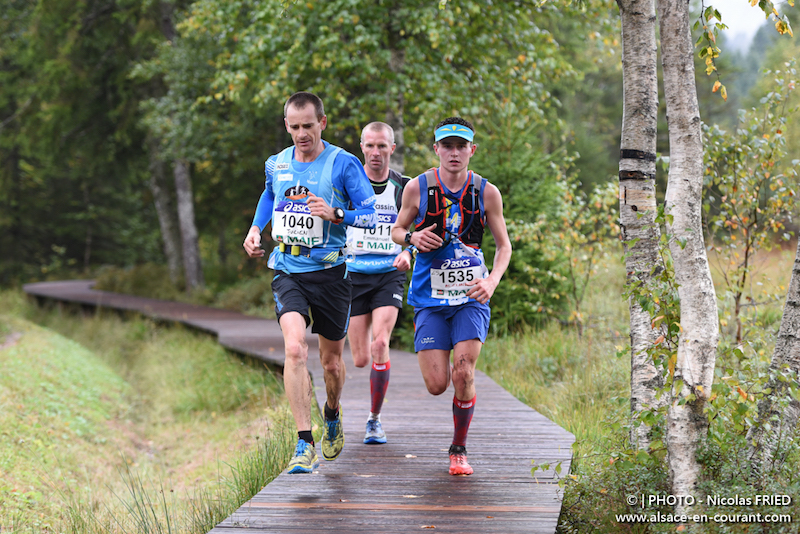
[{"xmin": 413, "ymin": 301, "xmax": 490, "ymax": 352}]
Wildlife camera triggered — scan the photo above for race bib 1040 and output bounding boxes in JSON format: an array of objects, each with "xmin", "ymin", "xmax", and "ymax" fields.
[
  {"xmin": 430, "ymin": 256, "xmax": 484, "ymax": 299},
  {"xmin": 271, "ymin": 200, "xmax": 324, "ymax": 247},
  {"xmin": 351, "ymin": 212, "xmax": 397, "ymax": 254}
]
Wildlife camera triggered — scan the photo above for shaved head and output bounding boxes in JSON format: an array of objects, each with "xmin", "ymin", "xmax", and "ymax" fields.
[{"xmin": 361, "ymin": 122, "xmax": 395, "ymax": 144}]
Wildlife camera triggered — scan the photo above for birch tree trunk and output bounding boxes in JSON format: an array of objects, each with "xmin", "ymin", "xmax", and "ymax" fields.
[
  {"xmin": 173, "ymin": 159, "xmax": 204, "ymax": 292},
  {"xmin": 147, "ymin": 142, "xmax": 182, "ymax": 283},
  {"xmin": 617, "ymin": 0, "xmax": 667, "ymax": 450},
  {"xmin": 747, "ymin": 238, "xmax": 800, "ymax": 480},
  {"xmin": 659, "ymin": 0, "xmax": 719, "ymax": 513}
]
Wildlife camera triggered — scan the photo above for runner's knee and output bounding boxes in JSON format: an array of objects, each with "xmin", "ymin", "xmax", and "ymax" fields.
[
  {"xmin": 370, "ymin": 337, "xmax": 388, "ymax": 359},
  {"xmin": 284, "ymin": 340, "xmax": 308, "ymax": 363},
  {"xmin": 321, "ymin": 355, "xmax": 344, "ymax": 376},
  {"xmin": 352, "ymin": 351, "xmax": 370, "ymax": 368},
  {"xmin": 451, "ymin": 361, "xmax": 475, "ymax": 386},
  {"xmin": 424, "ymin": 375, "xmax": 449, "ymax": 396}
]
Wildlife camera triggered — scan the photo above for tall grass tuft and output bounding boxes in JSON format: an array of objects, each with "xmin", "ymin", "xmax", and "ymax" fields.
[
  {"xmin": 52, "ymin": 423, "xmax": 295, "ymax": 534},
  {"xmin": 222, "ymin": 419, "xmax": 295, "ymax": 506}
]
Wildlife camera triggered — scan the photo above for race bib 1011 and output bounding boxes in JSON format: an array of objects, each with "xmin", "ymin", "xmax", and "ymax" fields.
[{"xmin": 350, "ymin": 212, "xmax": 397, "ymax": 255}]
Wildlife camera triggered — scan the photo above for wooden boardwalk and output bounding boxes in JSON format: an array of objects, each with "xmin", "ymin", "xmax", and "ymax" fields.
[{"xmin": 23, "ymin": 280, "xmax": 575, "ymax": 534}]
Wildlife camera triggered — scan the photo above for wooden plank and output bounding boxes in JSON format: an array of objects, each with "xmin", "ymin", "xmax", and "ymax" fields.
[{"xmin": 22, "ymin": 280, "xmax": 575, "ymax": 534}]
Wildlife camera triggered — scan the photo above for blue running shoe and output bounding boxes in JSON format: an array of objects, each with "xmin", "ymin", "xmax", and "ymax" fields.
[
  {"xmin": 321, "ymin": 409, "xmax": 345, "ymax": 461},
  {"xmin": 363, "ymin": 418, "xmax": 387, "ymax": 444},
  {"xmin": 286, "ymin": 439, "xmax": 319, "ymax": 474}
]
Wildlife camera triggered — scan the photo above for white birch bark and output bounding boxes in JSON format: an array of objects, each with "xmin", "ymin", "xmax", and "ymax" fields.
[
  {"xmin": 173, "ymin": 159, "xmax": 204, "ymax": 292},
  {"xmin": 658, "ymin": 0, "xmax": 719, "ymax": 514},
  {"xmin": 747, "ymin": 238, "xmax": 800, "ymax": 479},
  {"xmin": 617, "ymin": 0, "xmax": 667, "ymax": 450}
]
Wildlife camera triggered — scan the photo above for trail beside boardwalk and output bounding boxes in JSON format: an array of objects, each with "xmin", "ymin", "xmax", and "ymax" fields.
[{"xmin": 24, "ymin": 280, "xmax": 574, "ymax": 534}]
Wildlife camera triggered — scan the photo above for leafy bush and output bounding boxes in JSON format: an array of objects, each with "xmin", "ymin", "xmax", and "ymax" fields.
[
  {"xmin": 94, "ymin": 263, "xmax": 183, "ymax": 301},
  {"xmin": 703, "ymin": 64, "xmax": 799, "ymax": 344},
  {"xmin": 484, "ymin": 218, "xmax": 566, "ymax": 334}
]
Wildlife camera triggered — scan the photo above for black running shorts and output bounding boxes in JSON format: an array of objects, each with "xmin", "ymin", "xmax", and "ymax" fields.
[
  {"xmin": 272, "ymin": 263, "xmax": 353, "ymax": 341},
  {"xmin": 349, "ymin": 269, "xmax": 407, "ymax": 317}
]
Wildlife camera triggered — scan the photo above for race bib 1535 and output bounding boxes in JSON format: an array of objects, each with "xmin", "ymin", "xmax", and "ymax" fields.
[{"xmin": 430, "ymin": 256, "xmax": 484, "ymax": 299}]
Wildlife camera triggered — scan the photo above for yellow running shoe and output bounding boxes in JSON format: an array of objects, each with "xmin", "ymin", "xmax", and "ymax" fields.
[{"xmin": 321, "ymin": 408, "xmax": 345, "ymax": 461}]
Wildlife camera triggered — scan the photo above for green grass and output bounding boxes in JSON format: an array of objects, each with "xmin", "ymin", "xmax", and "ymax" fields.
[
  {"xmin": 480, "ymin": 253, "xmax": 630, "ymax": 446},
  {"xmin": 0, "ymin": 289, "xmax": 293, "ymax": 532},
  {"xmin": 0, "ymin": 314, "xmax": 131, "ymax": 529}
]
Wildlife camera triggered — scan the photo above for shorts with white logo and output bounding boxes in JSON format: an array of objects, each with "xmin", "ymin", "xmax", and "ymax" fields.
[
  {"xmin": 272, "ymin": 263, "xmax": 352, "ymax": 341},
  {"xmin": 349, "ymin": 270, "xmax": 407, "ymax": 317},
  {"xmin": 413, "ymin": 301, "xmax": 490, "ymax": 352}
]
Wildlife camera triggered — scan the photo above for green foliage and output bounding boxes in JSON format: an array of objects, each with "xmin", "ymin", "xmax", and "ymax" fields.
[
  {"xmin": 557, "ymin": 425, "xmax": 670, "ymax": 533},
  {"xmin": 567, "ymin": 69, "xmax": 800, "ymax": 528},
  {"xmin": 0, "ymin": 0, "xmax": 167, "ymax": 284},
  {"xmin": 0, "ymin": 313, "xmax": 131, "ymax": 529},
  {"xmin": 466, "ymin": 90, "xmax": 621, "ymax": 334},
  {"xmin": 470, "ymin": 94, "xmax": 565, "ymax": 222},
  {"xmin": 485, "ymin": 218, "xmax": 565, "ymax": 334},
  {"xmin": 479, "ymin": 272, "xmax": 631, "ymax": 443},
  {"xmin": 488, "ymin": 176, "xmax": 620, "ymax": 335},
  {"xmin": 558, "ymin": 338, "xmax": 800, "ymax": 533},
  {"xmin": 95, "ymin": 263, "xmax": 184, "ymax": 301},
  {"xmin": 703, "ymin": 64, "xmax": 798, "ymax": 344},
  {"xmin": 94, "ymin": 262, "xmax": 277, "ymax": 318},
  {"xmin": 555, "ymin": 179, "xmax": 620, "ymax": 331},
  {"xmin": 185, "ymin": 0, "xmax": 581, "ymax": 155}
]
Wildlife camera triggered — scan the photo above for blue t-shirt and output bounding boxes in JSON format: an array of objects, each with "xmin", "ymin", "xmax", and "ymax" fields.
[{"xmin": 251, "ymin": 141, "xmax": 376, "ymax": 273}]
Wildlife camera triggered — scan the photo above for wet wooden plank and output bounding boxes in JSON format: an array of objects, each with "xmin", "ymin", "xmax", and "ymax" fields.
[{"xmin": 23, "ymin": 280, "xmax": 575, "ymax": 533}]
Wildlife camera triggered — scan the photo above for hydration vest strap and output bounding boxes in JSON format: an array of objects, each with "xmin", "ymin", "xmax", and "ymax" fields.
[{"xmin": 425, "ymin": 169, "xmax": 483, "ymax": 242}]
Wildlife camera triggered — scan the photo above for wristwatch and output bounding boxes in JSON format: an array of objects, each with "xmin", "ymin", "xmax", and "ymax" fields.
[
  {"xmin": 333, "ymin": 207, "xmax": 345, "ymax": 223},
  {"xmin": 404, "ymin": 231, "xmax": 412, "ymax": 245}
]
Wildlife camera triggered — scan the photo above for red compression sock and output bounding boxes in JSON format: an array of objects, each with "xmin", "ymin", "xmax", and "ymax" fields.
[
  {"xmin": 452, "ymin": 395, "xmax": 476, "ymax": 447},
  {"xmin": 370, "ymin": 360, "xmax": 391, "ymax": 414}
]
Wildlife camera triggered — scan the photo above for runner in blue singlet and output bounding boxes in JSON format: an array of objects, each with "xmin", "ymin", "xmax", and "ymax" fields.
[
  {"xmin": 243, "ymin": 92, "xmax": 377, "ymax": 475},
  {"xmin": 391, "ymin": 117, "xmax": 512, "ymax": 476}
]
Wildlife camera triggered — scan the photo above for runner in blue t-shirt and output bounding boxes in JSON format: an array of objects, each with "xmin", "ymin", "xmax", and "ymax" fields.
[
  {"xmin": 243, "ymin": 92, "xmax": 377, "ymax": 474},
  {"xmin": 345, "ymin": 122, "xmax": 413, "ymax": 445},
  {"xmin": 391, "ymin": 117, "xmax": 512, "ymax": 475}
]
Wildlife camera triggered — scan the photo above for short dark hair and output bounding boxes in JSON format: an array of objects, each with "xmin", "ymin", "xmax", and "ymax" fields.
[
  {"xmin": 284, "ymin": 92, "xmax": 325, "ymax": 120},
  {"xmin": 434, "ymin": 117, "xmax": 474, "ymax": 142}
]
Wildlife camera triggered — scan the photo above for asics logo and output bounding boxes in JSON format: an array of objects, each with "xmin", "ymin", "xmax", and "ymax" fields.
[
  {"xmin": 282, "ymin": 202, "xmax": 310, "ymax": 213},
  {"xmin": 441, "ymin": 259, "xmax": 471, "ymax": 269}
]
